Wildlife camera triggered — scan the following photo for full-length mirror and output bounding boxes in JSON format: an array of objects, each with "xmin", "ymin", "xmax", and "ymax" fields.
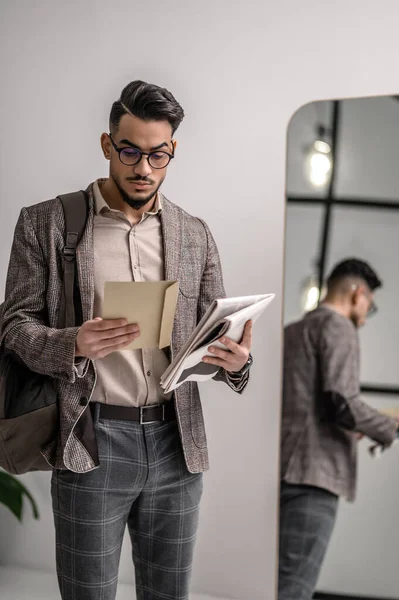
[{"xmin": 280, "ymin": 95, "xmax": 399, "ymax": 600}]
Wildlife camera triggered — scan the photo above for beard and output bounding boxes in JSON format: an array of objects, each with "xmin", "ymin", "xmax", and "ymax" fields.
[{"xmin": 111, "ymin": 172, "xmax": 164, "ymax": 210}]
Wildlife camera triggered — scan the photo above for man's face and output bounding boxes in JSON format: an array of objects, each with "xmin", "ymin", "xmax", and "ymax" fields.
[
  {"xmin": 350, "ymin": 285, "xmax": 375, "ymax": 328},
  {"xmin": 101, "ymin": 114, "xmax": 175, "ymax": 210}
]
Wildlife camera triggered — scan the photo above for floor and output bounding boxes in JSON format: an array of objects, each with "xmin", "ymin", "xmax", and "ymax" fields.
[
  {"xmin": 314, "ymin": 594, "xmax": 394, "ymax": 600},
  {"xmin": 0, "ymin": 566, "xmax": 223, "ymax": 600}
]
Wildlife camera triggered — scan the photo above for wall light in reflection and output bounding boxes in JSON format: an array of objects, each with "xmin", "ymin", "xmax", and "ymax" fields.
[{"xmin": 304, "ymin": 126, "xmax": 333, "ymax": 187}]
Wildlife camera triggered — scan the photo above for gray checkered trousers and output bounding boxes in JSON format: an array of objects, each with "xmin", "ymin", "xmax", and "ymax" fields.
[
  {"xmin": 278, "ymin": 482, "xmax": 339, "ymax": 600},
  {"xmin": 51, "ymin": 404, "xmax": 203, "ymax": 600}
]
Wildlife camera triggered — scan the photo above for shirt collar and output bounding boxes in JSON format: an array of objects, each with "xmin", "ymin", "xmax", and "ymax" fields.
[{"xmin": 93, "ymin": 179, "xmax": 162, "ymax": 216}]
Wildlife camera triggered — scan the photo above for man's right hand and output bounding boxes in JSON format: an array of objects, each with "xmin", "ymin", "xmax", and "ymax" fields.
[{"xmin": 75, "ymin": 318, "xmax": 140, "ymax": 360}]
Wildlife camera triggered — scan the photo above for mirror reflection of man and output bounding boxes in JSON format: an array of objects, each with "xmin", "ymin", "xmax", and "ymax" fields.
[{"xmin": 278, "ymin": 258, "xmax": 399, "ymax": 600}]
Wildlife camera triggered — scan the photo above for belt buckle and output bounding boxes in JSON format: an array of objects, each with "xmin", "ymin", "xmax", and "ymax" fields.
[{"xmin": 139, "ymin": 404, "xmax": 165, "ymax": 425}]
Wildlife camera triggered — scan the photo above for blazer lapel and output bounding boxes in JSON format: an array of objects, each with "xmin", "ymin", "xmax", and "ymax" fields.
[
  {"xmin": 160, "ymin": 194, "xmax": 183, "ymax": 283},
  {"xmin": 76, "ymin": 185, "xmax": 95, "ymax": 323}
]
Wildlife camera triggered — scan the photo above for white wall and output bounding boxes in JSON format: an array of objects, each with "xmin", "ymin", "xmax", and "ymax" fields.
[
  {"xmin": 285, "ymin": 97, "xmax": 399, "ymax": 597},
  {"xmin": 2, "ymin": 1, "xmax": 399, "ymax": 599},
  {"xmin": 0, "ymin": 2, "xmax": 283, "ymax": 600}
]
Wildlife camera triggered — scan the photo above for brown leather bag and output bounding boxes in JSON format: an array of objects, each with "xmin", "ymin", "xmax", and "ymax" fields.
[{"xmin": 0, "ymin": 191, "xmax": 88, "ymax": 474}]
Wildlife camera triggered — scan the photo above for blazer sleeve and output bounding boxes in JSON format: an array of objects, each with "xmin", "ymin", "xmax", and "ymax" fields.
[
  {"xmin": 0, "ymin": 207, "xmax": 81, "ymax": 383},
  {"xmin": 196, "ymin": 218, "xmax": 250, "ymax": 394},
  {"xmin": 320, "ymin": 315, "xmax": 397, "ymax": 446}
]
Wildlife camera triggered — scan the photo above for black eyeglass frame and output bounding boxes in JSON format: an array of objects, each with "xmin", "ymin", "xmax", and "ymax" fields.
[
  {"xmin": 108, "ymin": 133, "xmax": 175, "ymax": 169},
  {"xmin": 351, "ymin": 284, "xmax": 378, "ymax": 318},
  {"xmin": 366, "ymin": 299, "xmax": 378, "ymax": 318}
]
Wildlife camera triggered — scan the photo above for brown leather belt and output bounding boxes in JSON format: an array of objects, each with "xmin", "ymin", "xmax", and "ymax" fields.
[{"xmin": 90, "ymin": 401, "xmax": 176, "ymax": 425}]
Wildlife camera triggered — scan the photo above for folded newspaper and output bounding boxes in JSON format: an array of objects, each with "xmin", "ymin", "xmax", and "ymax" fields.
[
  {"xmin": 160, "ymin": 293, "xmax": 275, "ymax": 393},
  {"xmin": 367, "ymin": 407, "xmax": 399, "ymax": 458},
  {"xmin": 368, "ymin": 436, "xmax": 399, "ymax": 458}
]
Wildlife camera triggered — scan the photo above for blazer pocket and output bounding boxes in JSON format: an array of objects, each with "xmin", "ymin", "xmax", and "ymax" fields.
[
  {"xmin": 178, "ymin": 277, "xmax": 201, "ymax": 300},
  {"xmin": 190, "ymin": 386, "xmax": 207, "ymax": 449}
]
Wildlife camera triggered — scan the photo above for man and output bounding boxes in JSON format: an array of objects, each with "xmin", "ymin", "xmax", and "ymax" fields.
[
  {"xmin": 0, "ymin": 80, "xmax": 253, "ymax": 600},
  {"xmin": 278, "ymin": 258, "xmax": 398, "ymax": 600}
]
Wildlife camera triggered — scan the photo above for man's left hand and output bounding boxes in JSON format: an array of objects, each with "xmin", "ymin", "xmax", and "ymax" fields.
[{"xmin": 202, "ymin": 320, "xmax": 252, "ymax": 373}]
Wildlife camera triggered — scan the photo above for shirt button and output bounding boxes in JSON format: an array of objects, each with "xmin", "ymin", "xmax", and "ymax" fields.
[
  {"xmin": 146, "ymin": 371, "xmax": 151, "ymax": 377},
  {"xmin": 79, "ymin": 396, "xmax": 89, "ymax": 406}
]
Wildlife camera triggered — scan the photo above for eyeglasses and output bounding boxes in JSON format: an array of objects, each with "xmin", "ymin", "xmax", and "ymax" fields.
[
  {"xmin": 351, "ymin": 284, "xmax": 378, "ymax": 318},
  {"xmin": 361, "ymin": 290, "xmax": 378, "ymax": 317},
  {"xmin": 366, "ymin": 298, "xmax": 378, "ymax": 318},
  {"xmin": 109, "ymin": 134, "xmax": 174, "ymax": 169}
]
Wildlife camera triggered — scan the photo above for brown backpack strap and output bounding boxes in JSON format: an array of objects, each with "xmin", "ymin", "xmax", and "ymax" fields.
[{"xmin": 57, "ymin": 191, "xmax": 89, "ymax": 328}]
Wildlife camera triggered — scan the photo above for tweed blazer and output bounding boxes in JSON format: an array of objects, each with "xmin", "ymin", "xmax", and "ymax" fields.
[
  {"xmin": 0, "ymin": 183, "xmax": 249, "ymax": 473},
  {"xmin": 281, "ymin": 306, "xmax": 397, "ymax": 501}
]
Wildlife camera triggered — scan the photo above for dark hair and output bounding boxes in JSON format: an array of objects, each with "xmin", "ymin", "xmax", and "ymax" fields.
[
  {"xmin": 327, "ymin": 258, "xmax": 382, "ymax": 291},
  {"xmin": 109, "ymin": 80, "xmax": 184, "ymax": 135}
]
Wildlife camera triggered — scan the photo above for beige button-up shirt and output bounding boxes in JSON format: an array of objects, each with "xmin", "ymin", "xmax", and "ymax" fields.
[{"xmin": 91, "ymin": 179, "xmax": 171, "ymax": 407}]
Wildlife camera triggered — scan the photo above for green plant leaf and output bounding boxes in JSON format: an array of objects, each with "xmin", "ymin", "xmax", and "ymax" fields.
[{"xmin": 0, "ymin": 471, "xmax": 40, "ymax": 521}]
